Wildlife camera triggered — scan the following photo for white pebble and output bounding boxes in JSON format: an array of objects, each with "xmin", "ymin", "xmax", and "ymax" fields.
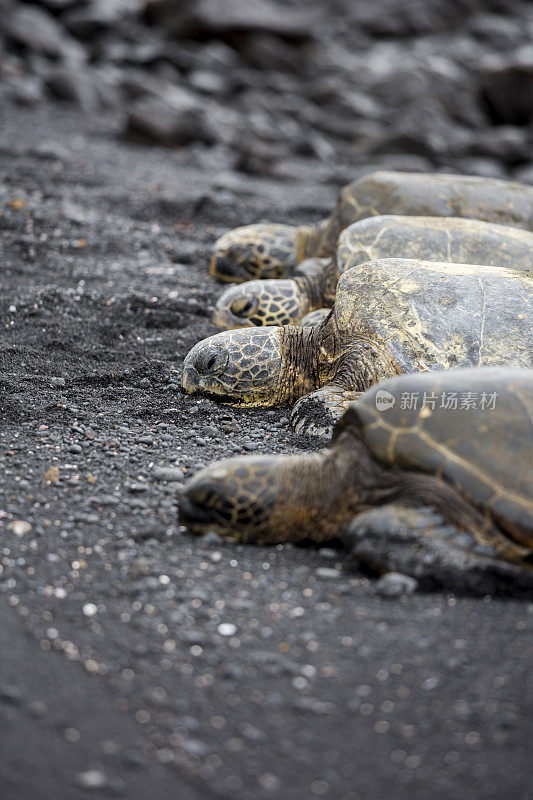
[
  {"xmin": 375, "ymin": 572, "xmax": 418, "ymax": 598},
  {"xmin": 315, "ymin": 567, "xmax": 341, "ymax": 580},
  {"xmin": 76, "ymin": 770, "xmax": 106, "ymax": 789},
  {"xmin": 218, "ymin": 623, "xmax": 237, "ymax": 636},
  {"xmin": 7, "ymin": 520, "xmax": 31, "ymax": 536}
]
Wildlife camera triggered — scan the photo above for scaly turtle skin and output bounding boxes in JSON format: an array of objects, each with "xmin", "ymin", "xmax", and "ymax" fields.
[
  {"xmin": 298, "ymin": 308, "xmax": 331, "ymax": 327},
  {"xmin": 182, "ymin": 258, "xmax": 533, "ymax": 436},
  {"xmin": 212, "ymin": 215, "xmax": 533, "ymax": 329},
  {"xmin": 178, "ymin": 367, "xmax": 533, "ymax": 596},
  {"xmin": 209, "ymin": 171, "xmax": 533, "ymax": 283},
  {"xmin": 208, "ymin": 223, "xmax": 305, "ymax": 283},
  {"xmin": 212, "ymin": 257, "xmax": 329, "ymax": 329}
]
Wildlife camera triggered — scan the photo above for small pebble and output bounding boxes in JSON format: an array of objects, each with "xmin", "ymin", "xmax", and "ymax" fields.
[
  {"xmin": 315, "ymin": 567, "xmax": 341, "ymax": 580},
  {"xmin": 90, "ymin": 494, "xmax": 119, "ymax": 506},
  {"xmin": 76, "ymin": 770, "xmax": 107, "ymax": 789},
  {"xmin": 243, "ymin": 441, "xmax": 259, "ymax": 451},
  {"xmin": 200, "ymin": 531, "xmax": 224, "ymax": 546},
  {"xmin": 218, "ymin": 623, "xmax": 237, "ymax": 636},
  {"xmin": 152, "ymin": 467, "xmax": 184, "ymax": 482},
  {"xmin": 182, "ymin": 739, "xmax": 208, "ymax": 756},
  {"xmin": 203, "ymin": 425, "xmax": 220, "ymax": 437},
  {"xmin": 7, "ymin": 520, "xmax": 31, "ymax": 535},
  {"xmin": 375, "ymin": 572, "xmax": 418, "ymax": 598},
  {"xmin": 0, "ymin": 684, "xmax": 23, "ymax": 704}
]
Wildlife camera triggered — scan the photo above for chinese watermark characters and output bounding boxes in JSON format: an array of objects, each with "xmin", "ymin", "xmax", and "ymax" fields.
[{"xmin": 396, "ymin": 390, "xmax": 498, "ymax": 412}]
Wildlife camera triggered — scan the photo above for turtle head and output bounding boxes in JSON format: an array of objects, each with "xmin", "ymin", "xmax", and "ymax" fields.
[
  {"xmin": 178, "ymin": 453, "xmax": 330, "ymax": 543},
  {"xmin": 179, "ymin": 442, "xmax": 364, "ymax": 544},
  {"xmin": 181, "ymin": 327, "xmax": 284, "ymax": 405},
  {"xmin": 209, "ymin": 224, "xmax": 297, "ymax": 283},
  {"xmin": 179, "ymin": 455, "xmax": 285, "ymax": 542},
  {"xmin": 212, "ymin": 279, "xmax": 308, "ymax": 329}
]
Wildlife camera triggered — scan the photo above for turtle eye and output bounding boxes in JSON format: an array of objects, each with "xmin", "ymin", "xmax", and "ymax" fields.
[
  {"xmin": 194, "ymin": 345, "xmax": 229, "ymax": 376},
  {"xmin": 231, "ymin": 296, "xmax": 258, "ymax": 317}
]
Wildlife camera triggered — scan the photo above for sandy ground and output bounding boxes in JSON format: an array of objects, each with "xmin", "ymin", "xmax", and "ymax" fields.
[{"xmin": 0, "ymin": 99, "xmax": 532, "ymax": 800}]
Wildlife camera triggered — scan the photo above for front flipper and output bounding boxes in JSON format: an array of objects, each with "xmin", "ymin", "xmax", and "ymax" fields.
[
  {"xmin": 342, "ymin": 505, "xmax": 533, "ymax": 597},
  {"xmin": 291, "ymin": 385, "xmax": 363, "ymax": 438}
]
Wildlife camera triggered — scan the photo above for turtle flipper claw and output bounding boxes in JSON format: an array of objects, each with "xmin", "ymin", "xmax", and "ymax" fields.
[{"xmin": 290, "ymin": 386, "xmax": 362, "ymax": 438}]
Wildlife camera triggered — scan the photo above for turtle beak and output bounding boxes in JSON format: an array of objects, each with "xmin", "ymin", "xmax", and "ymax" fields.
[
  {"xmin": 181, "ymin": 342, "xmax": 229, "ymax": 394},
  {"xmin": 181, "ymin": 363, "xmax": 199, "ymax": 394},
  {"xmin": 177, "ymin": 462, "xmax": 242, "ymax": 536},
  {"xmin": 209, "ymin": 253, "xmax": 246, "ymax": 283},
  {"xmin": 178, "ymin": 491, "xmax": 219, "ymax": 532}
]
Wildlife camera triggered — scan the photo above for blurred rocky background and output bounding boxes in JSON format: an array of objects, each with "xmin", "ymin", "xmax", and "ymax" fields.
[{"xmin": 1, "ymin": 0, "xmax": 532, "ymax": 183}]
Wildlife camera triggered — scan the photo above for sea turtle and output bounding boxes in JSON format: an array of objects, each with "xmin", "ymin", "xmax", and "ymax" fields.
[
  {"xmin": 212, "ymin": 215, "xmax": 533, "ymax": 329},
  {"xmin": 209, "ymin": 171, "xmax": 533, "ymax": 283},
  {"xmin": 178, "ymin": 367, "xmax": 533, "ymax": 597},
  {"xmin": 182, "ymin": 258, "xmax": 533, "ymax": 436}
]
